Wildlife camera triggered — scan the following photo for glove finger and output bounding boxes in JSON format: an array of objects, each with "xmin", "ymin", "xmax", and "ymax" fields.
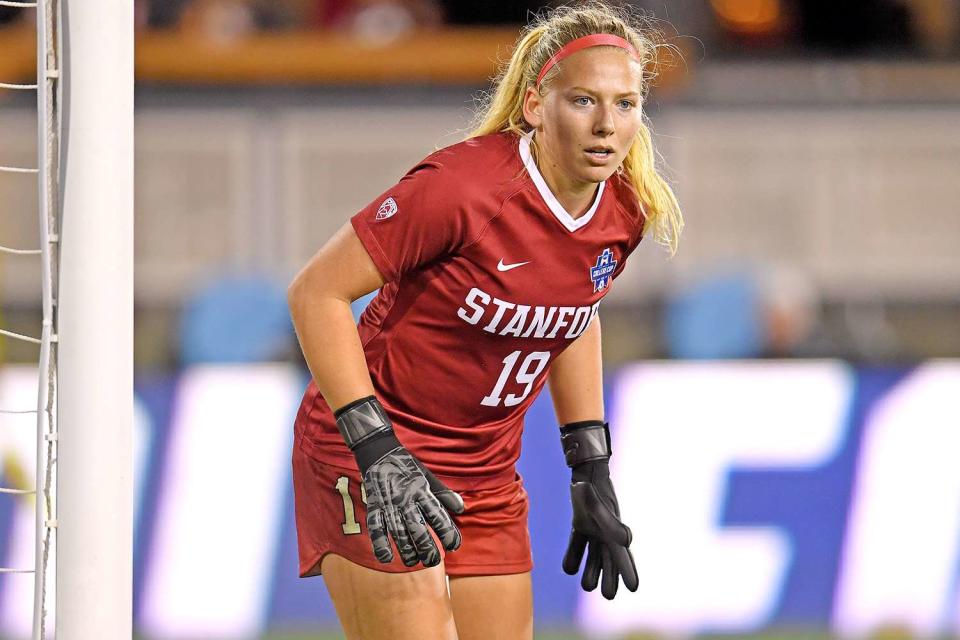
[
  {"xmin": 387, "ymin": 507, "xmax": 418, "ymax": 567},
  {"xmin": 418, "ymin": 495, "xmax": 462, "ymax": 552},
  {"xmin": 600, "ymin": 545, "xmax": 619, "ymax": 600},
  {"xmin": 611, "ymin": 544, "xmax": 639, "ymax": 592},
  {"xmin": 562, "ymin": 530, "xmax": 588, "ymax": 575},
  {"xmin": 434, "ymin": 489, "xmax": 465, "ymax": 515},
  {"xmin": 414, "ymin": 460, "xmax": 465, "ymax": 514},
  {"xmin": 402, "ymin": 503, "xmax": 441, "ymax": 568},
  {"xmin": 366, "ymin": 508, "xmax": 393, "ymax": 564},
  {"xmin": 581, "ymin": 541, "xmax": 601, "ymax": 592}
]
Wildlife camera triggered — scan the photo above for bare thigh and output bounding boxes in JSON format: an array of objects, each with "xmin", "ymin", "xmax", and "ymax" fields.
[
  {"xmin": 448, "ymin": 572, "xmax": 533, "ymax": 640},
  {"xmin": 321, "ymin": 554, "xmax": 459, "ymax": 640}
]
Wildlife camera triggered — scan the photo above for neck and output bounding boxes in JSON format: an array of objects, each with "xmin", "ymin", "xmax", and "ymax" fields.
[{"xmin": 533, "ymin": 143, "xmax": 598, "ymax": 220}]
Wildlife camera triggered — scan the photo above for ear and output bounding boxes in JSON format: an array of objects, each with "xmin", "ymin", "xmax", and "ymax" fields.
[{"xmin": 522, "ymin": 87, "xmax": 544, "ymax": 129}]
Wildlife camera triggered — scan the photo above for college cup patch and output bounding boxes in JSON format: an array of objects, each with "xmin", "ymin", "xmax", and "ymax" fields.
[
  {"xmin": 589, "ymin": 248, "xmax": 617, "ymax": 292},
  {"xmin": 376, "ymin": 197, "xmax": 398, "ymax": 220}
]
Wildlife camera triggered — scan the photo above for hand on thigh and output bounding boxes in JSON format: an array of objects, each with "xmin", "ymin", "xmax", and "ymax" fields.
[{"xmin": 321, "ymin": 554, "xmax": 458, "ymax": 640}]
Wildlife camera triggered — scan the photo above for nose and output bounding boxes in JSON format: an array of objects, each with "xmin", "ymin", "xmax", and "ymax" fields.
[{"xmin": 593, "ymin": 104, "xmax": 615, "ymax": 137}]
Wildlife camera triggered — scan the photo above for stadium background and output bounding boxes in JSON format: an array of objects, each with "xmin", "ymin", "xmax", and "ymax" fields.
[{"xmin": 1, "ymin": 0, "xmax": 959, "ymax": 638}]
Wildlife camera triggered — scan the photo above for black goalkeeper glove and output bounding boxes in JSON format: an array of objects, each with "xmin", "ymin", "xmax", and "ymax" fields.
[
  {"xmin": 335, "ymin": 395, "xmax": 464, "ymax": 568},
  {"xmin": 560, "ymin": 420, "xmax": 639, "ymax": 600}
]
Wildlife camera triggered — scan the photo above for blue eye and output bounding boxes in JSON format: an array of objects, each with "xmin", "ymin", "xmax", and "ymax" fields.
[
  {"xmin": 574, "ymin": 96, "xmax": 592, "ymax": 106},
  {"xmin": 618, "ymin": 100, "xmax": 635, "ymax": 110}
]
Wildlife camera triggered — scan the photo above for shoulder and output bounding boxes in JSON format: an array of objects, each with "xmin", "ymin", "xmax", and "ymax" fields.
[
  {"xmin": 404, "ymin": 132, "xmax": 524, "ymax": 195},
  {"xmin": 424, "ymin": 131, "xmax": 521, "ymax": 173},
  {"xmin": 396, "ymin": 131, "xmax": 526, "ymax": 226}
]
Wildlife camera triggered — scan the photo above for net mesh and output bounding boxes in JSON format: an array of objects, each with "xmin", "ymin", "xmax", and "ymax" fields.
[
  {"xmin": 33, "ymin": 0, "xmax": 62, "ymax": 637},
  {"xmin": 1, "ymin": 0, "xmax": 60, "ymax": 633}
]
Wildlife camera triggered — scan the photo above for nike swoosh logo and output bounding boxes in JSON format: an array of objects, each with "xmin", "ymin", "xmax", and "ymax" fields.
[{"xmin": 497, "ymin": 259, "xmax": 530, "ymax": 272}]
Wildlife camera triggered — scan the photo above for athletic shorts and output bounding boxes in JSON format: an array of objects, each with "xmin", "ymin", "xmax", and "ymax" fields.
[{"xmin": 292, "ymin": 439, "xmax": 533, "ymax": 577}]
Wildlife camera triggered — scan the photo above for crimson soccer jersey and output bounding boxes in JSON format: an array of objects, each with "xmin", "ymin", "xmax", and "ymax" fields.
[{"xmin": 294, "ymin": 130, "xmax": 645, "ymax": 490}]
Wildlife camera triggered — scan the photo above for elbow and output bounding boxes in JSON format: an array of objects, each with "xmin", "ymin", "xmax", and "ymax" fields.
[
  {"xmin": 287, "ymin": 273, "xmax": 308, "ymax": 320},
  {"xmin": 286, "ymin": 277, "xmax": 301, "ymax": 307},
  {"xmin": 287, "ymin": 264, "xmax": 358, "ymax": 323},
  {"xmin": 286, "ymin": 273, "xmax": 346, "ymax": 322}
]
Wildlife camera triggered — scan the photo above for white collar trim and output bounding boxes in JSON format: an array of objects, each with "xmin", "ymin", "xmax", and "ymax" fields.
[{"xmin": 519, "ymin": 130, "xmax": 605, "ymax": 233}]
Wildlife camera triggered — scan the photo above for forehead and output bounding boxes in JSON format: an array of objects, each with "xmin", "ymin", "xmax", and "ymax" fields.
[{"xmin": 549, "ymin": 47, "xmax": 643, "ymax": 93}]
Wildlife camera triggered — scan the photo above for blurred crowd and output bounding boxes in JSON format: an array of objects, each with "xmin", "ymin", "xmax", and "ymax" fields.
[
  {"xmin": 1, "ymin": 0, "xmax": 958, "ymax": 56},
  {"xmin": 138, "ymin": 0, "xmax": 543, "ymax": 30},
  {"xmin": 145, "ymin": 0, "xmax": 960, "ymax": 56}
]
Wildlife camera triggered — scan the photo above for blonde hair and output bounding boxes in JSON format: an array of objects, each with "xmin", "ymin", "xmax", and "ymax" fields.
[{"xmin": 470, "ymin": 1, "xmax": 683, "ymax": 255}]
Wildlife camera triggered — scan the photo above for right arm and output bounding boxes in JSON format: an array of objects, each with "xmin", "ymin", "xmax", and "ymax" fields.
[
  {"xmin": 288, "ymin": 220, "xmax": 463, "ymax": 568},
  {"xmin": 287, "ymin": 221, "xmax": 384, "ymax": 412}
]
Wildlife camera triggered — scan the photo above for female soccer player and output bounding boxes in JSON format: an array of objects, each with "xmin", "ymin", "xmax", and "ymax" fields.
[{"xmin": 287, "ymin": 3, "xmax": 683, "ymax": 638}]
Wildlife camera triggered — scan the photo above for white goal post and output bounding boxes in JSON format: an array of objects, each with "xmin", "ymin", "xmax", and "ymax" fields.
[{"xmin": 55, "ymin": 0, "xmax": 134, "ymax": 637}]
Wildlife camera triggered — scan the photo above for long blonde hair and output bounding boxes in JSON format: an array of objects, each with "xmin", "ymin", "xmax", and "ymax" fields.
[{"xmin": 470, "ymin": 2, "xmax": 683, "ymax": 255}]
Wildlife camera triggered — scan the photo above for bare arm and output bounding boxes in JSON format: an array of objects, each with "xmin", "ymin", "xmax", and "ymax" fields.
[
  {"xmin": 550, "ymin": 316, "xmax": 637, "ymax": 598},
  {"xmin": 287, "ymin": 222, "xmax": 385, "ymax": 412},
  {"xmin": 290, "ymin": 222, "xmax": 465, "ymax": 567},
  {"xmin": 547, "ymin": 316, "xmax": 604, "ymax": 424}
]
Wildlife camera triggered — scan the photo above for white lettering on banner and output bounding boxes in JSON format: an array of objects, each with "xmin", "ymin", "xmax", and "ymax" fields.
[
  {"xmin": 0, "ymin": 367, "xmax": 152, "ymax": 638},
  {"xmin": 4, "ymin": 362, "xmax": 960, "ymax": 636},
  {"xmin": 834, "ymin": 363, "xmax": 960, "ymax": 638},
  {"xmin": 140, "ymin": 365, "xmax": 301, "ymax": 639},
  {"xmin": 578, "ymin": 361, "xmax": 852, "ymax": 637},
  {"xmin": 0, "ymin": 367, "xmax": 41, "ymax": 639}
]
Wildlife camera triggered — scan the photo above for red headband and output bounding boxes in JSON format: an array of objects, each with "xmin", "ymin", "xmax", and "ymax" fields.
[{"xmin": 535, "ymin": 34, "xmax": 640, "ymax": 88}]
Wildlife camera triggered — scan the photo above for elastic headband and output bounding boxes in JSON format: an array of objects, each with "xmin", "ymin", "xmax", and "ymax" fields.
[{"xmin": 535, "ymin": 34, "xmax": 640, "ymax": 88}]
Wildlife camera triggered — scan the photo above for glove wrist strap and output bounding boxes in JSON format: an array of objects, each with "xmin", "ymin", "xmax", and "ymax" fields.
[
  {"xmin": 335, "ymin": 396, "xmax": 403, "ymax": 475},
  {"xmin": 335, "ymin": 395, "xmax": 393, "ymax": 449},
  {"xmin": 560, "ymin": 420, "xmax": 611, "ymax": 468}
]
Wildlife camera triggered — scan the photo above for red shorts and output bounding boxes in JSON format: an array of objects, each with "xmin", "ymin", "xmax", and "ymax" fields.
[{"xmin": 292, "ymin": 440, "xmax": 533, "ymax": 577}]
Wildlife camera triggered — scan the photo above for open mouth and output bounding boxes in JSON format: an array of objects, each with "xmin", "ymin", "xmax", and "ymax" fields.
[{"xmin": 584, "ymin": 147, "xmax": 614, "ymax": 161}]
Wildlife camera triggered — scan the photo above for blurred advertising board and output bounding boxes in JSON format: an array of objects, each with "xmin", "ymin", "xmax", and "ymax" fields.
[{"xmin": 0, "ymin": 361, "xmax": 958, "ymax": 638}]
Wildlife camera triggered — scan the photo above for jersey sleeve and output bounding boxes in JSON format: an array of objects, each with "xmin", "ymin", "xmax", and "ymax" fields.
[{"xmin": 350, "ymin": 160, "xmax": 469, "ymax": 283}]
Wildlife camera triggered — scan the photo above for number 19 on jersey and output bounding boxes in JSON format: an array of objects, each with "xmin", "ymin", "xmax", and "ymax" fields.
[{"xmin": 481, "ymin": 350, "xmax": 551, "ymax": 408}]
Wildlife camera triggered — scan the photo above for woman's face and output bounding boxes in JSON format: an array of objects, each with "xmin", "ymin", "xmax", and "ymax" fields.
[{"xmin": 523, "ymin": 46, "xmax": 644, "ymax": 190}]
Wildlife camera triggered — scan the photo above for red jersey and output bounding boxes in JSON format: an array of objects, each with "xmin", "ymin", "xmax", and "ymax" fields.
[{"xmin": 294, "ymin": 131, "xmax": 645, "ymax": 490}]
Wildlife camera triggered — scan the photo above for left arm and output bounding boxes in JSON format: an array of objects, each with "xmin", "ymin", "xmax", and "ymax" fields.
[
  {"xmin": 546, "ymin": 314, "xmax": 639, "ymax": 600},
  {"xmin": 547, "ymin": 316, "xmax": 604, "ymax": 424}
]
